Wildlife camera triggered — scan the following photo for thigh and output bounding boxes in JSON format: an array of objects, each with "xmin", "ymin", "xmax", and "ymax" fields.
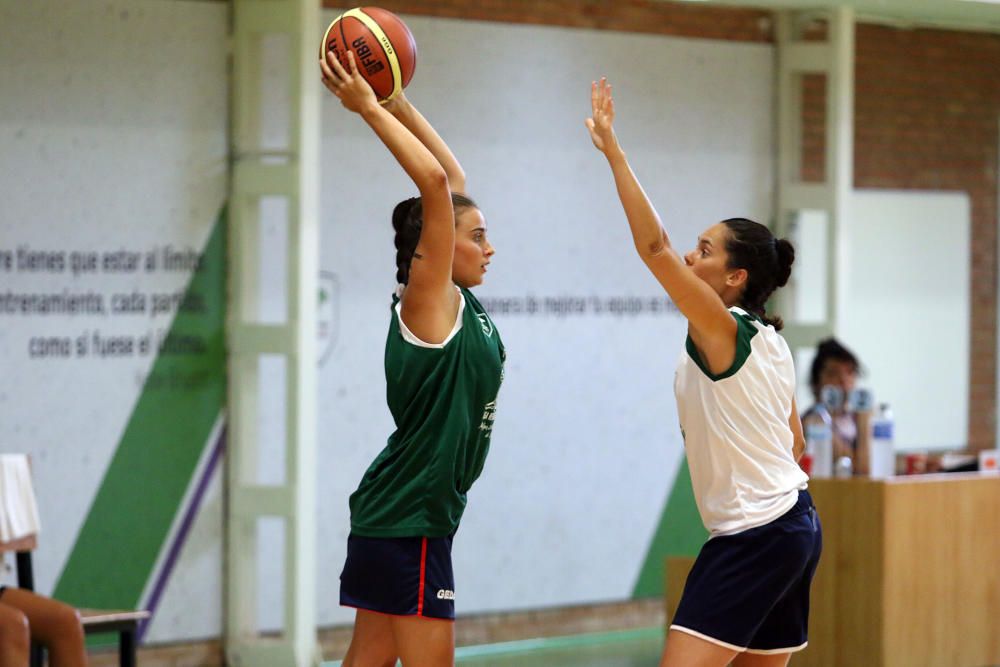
[
  {"xmin": 732, "ymin": 652, "xmax": 791, "ymax": 667},
  {"xmin": 392, "ymin": 614, "xmax": 454, "ymax": 667},
  {"xmin": 0, "ymin": 599, "xmax": 29, "ymax": 634},
  {"xmin": 341, "ymin": 533, "xmax": 456, "ymax": 620},
  {"xmin": 0, "ymin": 587, "xmax": 81, "ymax": 641},
  {"xmin": 342, "ymin": 609, "xmax": 397, "ymax": 667},
  {"xmin": 673, "ymin": 498, "xmax": 818, "ymax": 650},
  {"xmin": 747, "ymin": 507, "xmax": 822, "ymax": 653},
  {"xmin": 661, "ymin": 628, "xmax": 738, "ymax": 667}
]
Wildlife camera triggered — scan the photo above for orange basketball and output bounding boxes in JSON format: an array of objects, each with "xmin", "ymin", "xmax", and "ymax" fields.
[{"xmin": 320, "ymin": 7, "xmax": 417, "ymax": 102}]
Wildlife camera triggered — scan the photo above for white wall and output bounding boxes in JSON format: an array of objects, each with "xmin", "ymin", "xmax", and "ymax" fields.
[
  {"xmin": 1, "ymin": 1, "xmax": 776, "ymax": 641},
  {"xmin": 316, "ymin": 11, "xmax": 775, "ymax": 622},
  {"xmin": 840, "ymin": 190, "xmax": 970, "ymax": 451},
  {"xmin": 0, "ymin": 0, "xmax": 228, "ymax": 643}
]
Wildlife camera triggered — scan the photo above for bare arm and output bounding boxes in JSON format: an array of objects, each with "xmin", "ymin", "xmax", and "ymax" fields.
[
  {"xmin": 384, "ymin": 93, "xmax": 466, "ymax": 193},
  {"xmin": 322, "ymin": 51, "xmax": 458, "ymax": 342},
  {"xmin": 586, "ymin": 79, "xmax": 736, "ymax": 371},
  {"xmin": 852, "ymin": 409, "xmax": 872, "ymax": 474},
  {"xmin": 789, "ymin": 397, "xmax": 806, "ymax": 462}
]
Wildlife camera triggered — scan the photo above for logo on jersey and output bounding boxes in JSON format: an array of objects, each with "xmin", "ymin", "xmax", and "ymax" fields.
[
  {"xmin": 479, "ymin": 400, "xmax": 497, "ymax": 436},
  {"xmin": 477, "ymin": 313, "xmax": 494, "ymax": 337},
  {"xmin": 436, "ymin": 589, "xmax": 455, "ymax": 600}
]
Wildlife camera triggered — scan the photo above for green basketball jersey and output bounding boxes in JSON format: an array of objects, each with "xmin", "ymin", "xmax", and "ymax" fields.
[{"xmin": 348, "ymin": 287, "xmax": 505, "ymax": 538}]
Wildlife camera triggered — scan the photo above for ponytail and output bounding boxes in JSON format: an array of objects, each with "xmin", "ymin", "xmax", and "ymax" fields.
[{"xmin": 722, "ymin": 217, "xmax": 795, "ymax": 331}]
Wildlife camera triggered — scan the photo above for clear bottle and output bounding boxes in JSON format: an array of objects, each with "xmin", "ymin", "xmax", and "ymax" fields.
[
  {"xmin": 802, "ymin": 403, "xmax": 834, "ymax": 478},
  {"xmin": 835, "ymin": 455, "xmax": 854, "ymax": 478},
  {"xmin": 869, "ymin": 402, "xmax": 895, "ymax": 478}
]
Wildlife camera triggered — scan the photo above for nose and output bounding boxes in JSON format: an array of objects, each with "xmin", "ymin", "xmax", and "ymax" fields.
[
  {"xmin": 683, "ymin": 250, "xmax": 695, "ymax": 266},
  {"xmin": 484, "ymin": 240, "xmax": 495, "ymax": 257}
]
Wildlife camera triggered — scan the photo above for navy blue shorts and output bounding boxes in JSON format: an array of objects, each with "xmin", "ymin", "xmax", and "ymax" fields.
[
  {"xmin": 339, "ymin": 533, "xmax": 456, "ymax": 620},
  {"xmin": 671, "ymin": 490, "xmax": 822, "ymax": 654}
]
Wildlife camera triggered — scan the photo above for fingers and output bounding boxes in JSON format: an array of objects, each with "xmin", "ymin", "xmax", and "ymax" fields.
[
  {"xmin": 327, "ymin": 49, "xmax": 350, "ymax": 81},
  {"xmin": 591, "ymin": 77, "xmax": 614, "ymax": 118},
  {"xmin": 319, "ymin": 52, "xmax": 335, "ymax": 80},
  {"xmin": 319, "ymin": 54, "xmax": 339, "ymax": 94},
  {"xmin": 346, "ymin": 49, "xmax": 360, "ymax": 77}
]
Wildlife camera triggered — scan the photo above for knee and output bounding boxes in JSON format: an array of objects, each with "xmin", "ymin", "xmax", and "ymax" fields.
[
  {"xmin": 0, "ymin": 609, "xmax": 31, "ymax": 656},
  {"xmin": 50, "ymin": 601, "xmax": 85, "ymax": 639}
]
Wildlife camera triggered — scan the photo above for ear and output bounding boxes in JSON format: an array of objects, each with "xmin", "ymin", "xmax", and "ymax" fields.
[{"xmin": 726, "ymin": 267, "xmax": 748, "ymax": 289}]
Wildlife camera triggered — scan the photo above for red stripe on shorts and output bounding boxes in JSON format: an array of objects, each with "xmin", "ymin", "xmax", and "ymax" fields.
[{"xmin": 417, "ymin": 537, "xmax": 428, "ymax": 616}]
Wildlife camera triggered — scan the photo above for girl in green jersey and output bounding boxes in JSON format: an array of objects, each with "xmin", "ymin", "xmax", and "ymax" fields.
[{"xmin": 321, "ymin": 51, "xmax": 503, "ymax": 667}]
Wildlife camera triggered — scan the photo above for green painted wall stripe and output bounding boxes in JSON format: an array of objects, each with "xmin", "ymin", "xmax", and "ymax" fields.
[
  {"xmin": 631, "ymin": 457, "xmax": 707, "ymax": 598},
  {"xmin": 54, "ymin": 210, "xmax": 227, "ymax": 609}
]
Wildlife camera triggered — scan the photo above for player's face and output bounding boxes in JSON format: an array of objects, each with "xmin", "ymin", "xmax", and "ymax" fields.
[
  {"xmin": 452, "ymin": 207, "xmax": 494, "ymax": 288},
  {"xmin": 683, "ymin": 223, "xmax": 743, "ymax": 300},
  {"xmin": 818, "ymin": 358, "xmax": 857, "ymax": 396}
]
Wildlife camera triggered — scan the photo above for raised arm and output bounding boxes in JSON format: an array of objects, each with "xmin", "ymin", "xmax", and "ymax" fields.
[
  {"xmin": 384, "ymin": 93, "xmax": 466, "ymax": 193},
  {"xmin": 322, "ymin": 51, "xmax": 459, "ymax": 341},
  {"xmin": 585, "ymin": 78, "xmax": 736, "ymax": 370}
]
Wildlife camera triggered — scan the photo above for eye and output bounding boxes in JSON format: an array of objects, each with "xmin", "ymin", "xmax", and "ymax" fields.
[
  {"xmin": 700, "ymin": 247, "xmax": 709, "ymax": 257},
  {"xmin": 473, "ymin": 232, "xmax": 484, "ymax": 243}
]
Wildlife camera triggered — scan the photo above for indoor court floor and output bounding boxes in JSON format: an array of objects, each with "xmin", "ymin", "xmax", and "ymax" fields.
[{"xmin": 322, "ymin": 627, "xmax": 663, "ymax": 667}]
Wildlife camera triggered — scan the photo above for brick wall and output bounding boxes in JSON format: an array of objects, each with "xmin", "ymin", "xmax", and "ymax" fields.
[
  {"xmin": 329, "ymin": 1, "xmax": 1000, "ymax": 450},
  {"xmin": 855, "ymin": 25, "xmax": 1000, "ymax": 451},
  {"xmin": 333, "ymin": 0, "xmax": 773, "ymax": 41},
  {"xmin": 802, "ymin": 25, "xmax": 1000, "ymax": 450}
]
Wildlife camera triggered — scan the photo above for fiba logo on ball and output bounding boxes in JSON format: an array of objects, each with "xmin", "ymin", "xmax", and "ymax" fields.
[
  {"xmin": 319, "ymin": 6, "xmax": 417, "ymax": 102},
  {"xmin": 350, "ymin": 37, "xmax": 386, "ymax": 77}
]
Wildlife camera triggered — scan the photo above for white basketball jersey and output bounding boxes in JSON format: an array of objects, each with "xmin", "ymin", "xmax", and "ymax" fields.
[{"xmin": 674, "ymin": 307, "xmax": 808, "ymax": 536}]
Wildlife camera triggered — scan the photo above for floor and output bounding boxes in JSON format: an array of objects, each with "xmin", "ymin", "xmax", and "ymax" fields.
[{"xmin": 322, "ymin": 627, "xmax": 663, "ymax": 667}]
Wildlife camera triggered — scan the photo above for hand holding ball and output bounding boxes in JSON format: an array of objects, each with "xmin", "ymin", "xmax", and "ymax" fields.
[{"xmin": 320, "ymin": 7, "xmax": 417, "ymax": 103}]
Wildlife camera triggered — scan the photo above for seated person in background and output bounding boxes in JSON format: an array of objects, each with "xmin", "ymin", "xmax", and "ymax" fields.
[
  {"xmin": 806, "ymin": 337, "xmax": 873, "ymax": 474},
  {"xmin": 0, "ymin": 585, "xmax": 87, "ymax": 666}
]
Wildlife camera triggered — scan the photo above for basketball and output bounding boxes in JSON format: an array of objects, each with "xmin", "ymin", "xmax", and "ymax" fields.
[{"xmin": 320, "ymin": 7, "xmax": 417, "ymax": 102}]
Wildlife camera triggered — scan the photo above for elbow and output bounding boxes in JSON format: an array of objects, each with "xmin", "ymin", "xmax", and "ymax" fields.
[
  {"xmin": 633, "ymin": 225, "xmax": 670, "ymax": 260},
  {"xmin": 418, "ymin": 167, "xmax": 450, "ymax": 196},
  {"xmin": 635, "ymin": 236, "xmax": 669, "ymax": 261},
  {"xmin": 793, "ymin": 438, "xmax": 805, "ymax": 462}
]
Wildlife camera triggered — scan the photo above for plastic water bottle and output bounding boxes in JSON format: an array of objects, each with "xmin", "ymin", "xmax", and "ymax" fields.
[
  {"xmin": 835, "ymin": 455, "xmax": 854, "ymax": 478},
  {"xmin": 869, "ymin": 403, "xmax": 895, "ymax": 478},
  {"xmin": 803, "ymin": 403, "xmax": 833, "ymax": 478}
]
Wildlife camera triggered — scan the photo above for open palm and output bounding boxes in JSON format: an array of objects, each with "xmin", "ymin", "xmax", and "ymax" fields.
[{"xmin": 585, "ymin": 77, "xmax": 618, "ymax": 154}]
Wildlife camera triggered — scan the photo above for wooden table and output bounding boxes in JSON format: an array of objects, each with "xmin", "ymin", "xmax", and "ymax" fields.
[{"xmin": 800, "ymin": 474, "xmax": 1000, "ymax": 667}]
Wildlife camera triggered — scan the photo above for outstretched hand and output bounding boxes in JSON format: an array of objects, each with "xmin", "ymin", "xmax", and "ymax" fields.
[
  {"xmin": 585, "ymin": 77, "xmax": 620, "ymax": 156},
  {"xmin": 320, "ymin": 50, "xmax": 378, "ymax": 114}
]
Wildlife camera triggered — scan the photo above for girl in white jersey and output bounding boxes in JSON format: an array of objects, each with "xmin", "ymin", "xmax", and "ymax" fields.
[{"xmin": 587, "ymin": 79, "xmax": 821, "ymax": 667}]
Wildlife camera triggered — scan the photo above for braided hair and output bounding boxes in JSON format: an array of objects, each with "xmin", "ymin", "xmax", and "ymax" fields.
[
  {"xmin": 721, "ymin": 217, "xmax": 794, "ymax": 330},
  {"xmin": 391, "ymin": 193, "xmax": 479, "ymax": 284}
]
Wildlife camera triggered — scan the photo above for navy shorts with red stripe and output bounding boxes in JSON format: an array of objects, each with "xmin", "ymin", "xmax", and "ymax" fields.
[
  {"xmin": 671, "ymin": 490, "xmax": 823, "ymax": 654},
  {"xmin": 339, "ymin": 532, "xmax": 456, "ymax": 620}
]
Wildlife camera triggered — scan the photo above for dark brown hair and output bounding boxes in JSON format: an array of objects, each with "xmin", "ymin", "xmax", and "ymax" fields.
[
  {"xmin": 721, "ymin": 217, "xmax": 794, "ymax": 330},
  {"xmin": 809, "ymin": 337, "xmax": 862, "ymax": 394},
  {"xmin": 391, "ymin": 193, "xmax": 479, "ymax": 284}
]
